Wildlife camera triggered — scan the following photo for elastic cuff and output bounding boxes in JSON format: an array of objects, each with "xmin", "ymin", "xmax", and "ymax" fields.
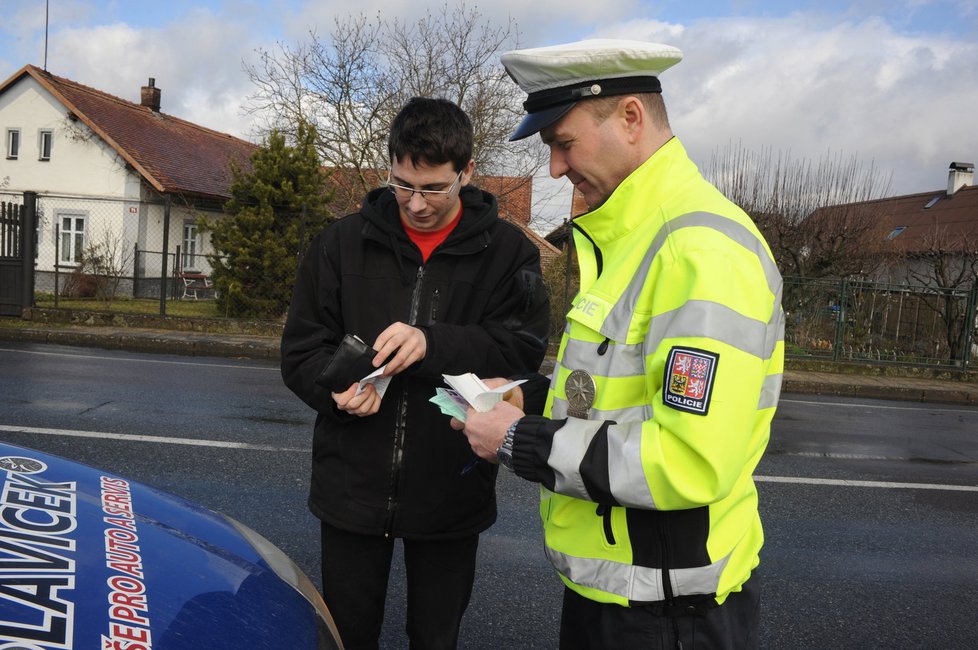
[{"xmin": 511, "ymin": 414, "xmax": 561, "ymax": 483}]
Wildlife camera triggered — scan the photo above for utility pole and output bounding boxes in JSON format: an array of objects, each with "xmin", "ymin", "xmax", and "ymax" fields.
[{"xmin": 44, "ymin": 0, "xmax": 50, "ymax": 70}]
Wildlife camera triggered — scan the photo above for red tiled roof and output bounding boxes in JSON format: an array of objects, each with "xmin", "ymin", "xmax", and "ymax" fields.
[
  {"xmin": 1, "ymin": 65, "xmax": 256, "ymax": 200},
  {"xmin": 811, "ymin": 184, "xmax": 978, "ymax": 254}
]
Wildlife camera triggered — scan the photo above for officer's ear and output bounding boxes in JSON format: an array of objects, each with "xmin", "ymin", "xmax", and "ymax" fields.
[{"xmin": 617, "ymin": 96, "xmax": 645, "ymax": 144}]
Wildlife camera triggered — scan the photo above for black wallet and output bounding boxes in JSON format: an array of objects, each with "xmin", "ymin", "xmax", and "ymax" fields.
[{"xmin": 315, "ymin": 334, "xmax": 379, "ymax": 392}]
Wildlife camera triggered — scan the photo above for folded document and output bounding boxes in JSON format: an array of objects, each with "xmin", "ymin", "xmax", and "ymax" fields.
[{"xmin": 430, "ymin": 373, "xmax": 526, "ymax": 422}]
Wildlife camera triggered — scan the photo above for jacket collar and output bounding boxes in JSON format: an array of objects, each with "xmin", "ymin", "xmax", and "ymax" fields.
[{"xmin": 572, "ymin": 137, "xmax": 695, "ymax": 246}]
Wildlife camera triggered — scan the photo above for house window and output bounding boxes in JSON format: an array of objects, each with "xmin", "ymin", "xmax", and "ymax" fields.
[
  {"xmin": 183, "ymin": 222, "xmax": 201, "ymax": 270},
  {"xmin": 38, "ymin": 129, "xmax": 53, "ymax": 161},
  {"xmin": 885, "ymin": 226, "xmax": 907, "ymax": 241},
  {"xmin": 6, "ymin": 129, "xmax": 20, "ymax": 159},
  {"xmin": 60, "ymin": 214, "xmax": 86, "ymax": 264}
]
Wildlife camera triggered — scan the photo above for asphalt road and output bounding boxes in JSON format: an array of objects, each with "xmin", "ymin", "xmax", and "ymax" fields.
[{"xmin": 0, "ymin": 341, "xmax": 976, "ymax": 649}]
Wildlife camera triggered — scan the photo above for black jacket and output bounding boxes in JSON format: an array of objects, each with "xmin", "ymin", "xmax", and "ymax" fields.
[{"xmin": 281, "ymin": 185, "xmax": 549, "ymax": 539}]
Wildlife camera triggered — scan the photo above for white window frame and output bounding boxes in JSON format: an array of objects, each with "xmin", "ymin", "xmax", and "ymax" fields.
[
  {"xmin": 182, "ymin": 221, "xmax": 202, "ymax": 271},
  {"xmin": 6, "ymin": 129, "xmax": 20, "ymax": 159},
  {"xmin": 38, "ymin": 129, "xmax": 53, "ymax": 161},
  {"xmin": 58, "ymin": 211, "xmax": 87, "ymax": 265}
]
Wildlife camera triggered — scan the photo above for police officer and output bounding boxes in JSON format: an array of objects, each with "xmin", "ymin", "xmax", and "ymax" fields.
[{"xmin": 459, "ymin": 40, "xmax": 784, "ymax": 649}]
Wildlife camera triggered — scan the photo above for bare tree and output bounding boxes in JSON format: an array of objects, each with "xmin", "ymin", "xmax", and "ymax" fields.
[
  {"xmin": 902, "ymin": 227, "xmax": 978, "ymax": 361},
  {"xmin": 243, "ymin": 3, "xmax": 548, "ymax": 215},
  {"xmin": 706, "ymin": 143, "xmax": 892, "ymax": 280},
  {"xmin": 62, "ymin": 227, "xmax": 134, "ymax": 304}
]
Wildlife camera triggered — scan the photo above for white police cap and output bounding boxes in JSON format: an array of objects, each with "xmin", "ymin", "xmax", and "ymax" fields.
[{"xmin": 502, "ymin": 39, "xmax": 683, "ymax": 141}]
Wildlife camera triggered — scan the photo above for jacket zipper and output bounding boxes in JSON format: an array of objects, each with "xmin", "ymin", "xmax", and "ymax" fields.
[
  {"xmin": 383, "ymin": 266, "xmax": 426, "ymax": 537},
  {"xmin": 429, "ymin": 289, "xmax": 440, "ymax": 323}
]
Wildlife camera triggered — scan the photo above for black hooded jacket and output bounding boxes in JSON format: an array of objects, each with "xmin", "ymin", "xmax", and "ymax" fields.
[{"xmin": 281, "ymin": 185, "xmax": 549, "ymax": 539}]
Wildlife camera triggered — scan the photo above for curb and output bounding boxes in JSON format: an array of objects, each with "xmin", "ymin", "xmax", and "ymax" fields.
[
  {"xmin": 3, "ymin": 326, "xmax": 978, "ymax": 406},
  {"xmin": 0, "ymin": 326, "xmax": 278, "ymax": 360}
]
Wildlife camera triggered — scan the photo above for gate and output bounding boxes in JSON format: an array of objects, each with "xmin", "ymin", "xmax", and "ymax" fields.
[{"xmin": 0, "ymin": 192, "xmax": 36, "ymax": 316}]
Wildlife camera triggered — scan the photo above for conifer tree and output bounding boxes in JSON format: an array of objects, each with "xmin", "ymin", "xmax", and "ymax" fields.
[{"xmin": 200, "ymin": 120, "xmax": 330, "ymax": 318}]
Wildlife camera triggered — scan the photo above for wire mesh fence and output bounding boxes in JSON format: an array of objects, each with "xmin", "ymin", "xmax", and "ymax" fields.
[
  {"xmin": 6, "ymin": 189, "xmax": 977, "ymax": 369},
  {"xmin": 783, "ymin": 277, "xmax": 977, "ymax": 368},
  {"xmin": 13, "ymin": 191, "xmax": 289, "ymax": 316}
]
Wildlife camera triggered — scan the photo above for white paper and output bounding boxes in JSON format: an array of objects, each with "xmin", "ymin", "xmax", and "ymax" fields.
[
  {"xmin": 441, "ymin": 373, "xmax": 526, "ymax": 413},
  {"xmin": 356, "ymin": 365, "xmax": 391, "ymax": 398}
]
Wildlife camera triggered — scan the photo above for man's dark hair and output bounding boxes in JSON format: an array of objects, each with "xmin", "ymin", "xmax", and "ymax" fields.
[{"xmin": 388, "ymin": 97, "xmax": 473, "ymax": 171}]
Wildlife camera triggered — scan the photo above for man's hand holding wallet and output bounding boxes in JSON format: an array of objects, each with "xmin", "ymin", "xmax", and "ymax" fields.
[{"xmin": 315, "ymin": 334, "xmax": 380, "ymax": 393}]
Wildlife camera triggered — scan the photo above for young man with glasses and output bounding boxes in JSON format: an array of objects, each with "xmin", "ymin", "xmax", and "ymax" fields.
[{"xmin": 281, "ymin": 96, "xmax": 550, "ymax": 649}]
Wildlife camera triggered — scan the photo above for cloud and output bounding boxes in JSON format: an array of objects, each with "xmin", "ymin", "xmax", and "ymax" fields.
[
  {"xmin": 44, "ymin": 8, "xmax": 262, "ymax": 141},
  {"xmin": 586, "ymin": 13, "xmax": 978, "ymax": 194},
  {"xmin": 6, "ymin": 1, "xmax": 975, "ymax": 206}
]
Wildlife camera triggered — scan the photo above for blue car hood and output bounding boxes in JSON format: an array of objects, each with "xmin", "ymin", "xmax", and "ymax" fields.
[{"xmin": 0, "ymin": 441, "xmax": 340, "ymax": 649}]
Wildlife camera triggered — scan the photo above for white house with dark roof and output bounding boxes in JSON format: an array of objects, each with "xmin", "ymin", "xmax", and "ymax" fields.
[{"xmin": 0, "ymin": 64, "xmax": 256, "ymax": 295}]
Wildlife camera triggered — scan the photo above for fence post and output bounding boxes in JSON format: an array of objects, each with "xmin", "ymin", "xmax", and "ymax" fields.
[
  {"xmin": 832, "ymin": 278, "xmax": 847, "ymax": 362},
  {"xmin": 159, "ymin": 195, "xmax": 170, "ymax": 316},
  {"xmin": 963, "ymin": 284, "xmax": 978, "ymax": 370},
  {"xmin": 53, "ymin": 222, "xmax": 60, "ymax": 308},
  {"xmin": 132, "ymin": 243, "xmax": 139, "ymax": 297},
  {"xmin": 20, "ymin": 192, "xmax": 37, "ymax": 312}
]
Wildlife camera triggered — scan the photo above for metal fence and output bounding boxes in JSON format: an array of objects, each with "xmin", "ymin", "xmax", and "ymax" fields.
[
  {"xmin": 4, "ymin": 191, "xmax": 262, "ymax": 314},
  {"xmin": 7, "ymin": 189, "xmax": 977, "ymax": 369},
  {"xmin": 546, "ymin": 255, "xmax": 977, "ymax": 370},
  {"xmin": 783, "ymin": 277, "xmax": 977, "ymax": 368}
]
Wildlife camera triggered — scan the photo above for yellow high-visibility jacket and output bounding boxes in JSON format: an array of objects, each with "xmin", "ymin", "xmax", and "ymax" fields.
[{"xmin": 512, "ymin": 137, "xmax": 784, "ymax": 607}]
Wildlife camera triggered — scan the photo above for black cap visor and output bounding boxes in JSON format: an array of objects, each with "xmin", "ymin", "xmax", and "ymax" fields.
[
  {"xmin": 509, "ymin": 102, "xmax": 577, "ymax": 141},
  {"xmin": 508, "ymin": 76, "xmax": 662, "ymax": 141}
]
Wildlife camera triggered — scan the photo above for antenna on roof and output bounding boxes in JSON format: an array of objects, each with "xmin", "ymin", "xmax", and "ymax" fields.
[{"xmin": 43, "ymin": 0, "xmax": 50, "ymax": 70}]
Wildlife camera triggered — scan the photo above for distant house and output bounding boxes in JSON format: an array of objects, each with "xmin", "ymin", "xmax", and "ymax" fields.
[
  {"xmin": 551, "ymin": 163, "xmax": 978, "ymax": 283},
  {"xmin": 0, "ymin": 64, "xmax": 256, "ymax": 294},
  {"xmin": 805, "ymin": 162, "xmax": 978, "ymax": 286}
]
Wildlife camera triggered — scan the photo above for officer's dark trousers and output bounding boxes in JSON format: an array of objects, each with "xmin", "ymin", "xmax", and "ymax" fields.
[
  {"xmin": 320, "ymin": 521, "xmax": 479, "ymax": 650},
  {"xmin": 558, "ymin": 575, "xmax": 760, "ymax": 649}
]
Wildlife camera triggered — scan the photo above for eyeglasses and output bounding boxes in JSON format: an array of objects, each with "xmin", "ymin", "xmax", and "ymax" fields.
[{"xmin": 386, "ymin": 169, "xmax": 463, "ymax": 202}]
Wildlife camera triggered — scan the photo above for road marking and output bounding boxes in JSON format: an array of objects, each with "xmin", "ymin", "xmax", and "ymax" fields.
[
  {"xmin": 0, "ymin": 346, "xmax": 274, "ymax": 370},
  {"xmin": 755, "ymin": 475, "xmax": 978, "ymax": 492},
  {"xmin": 3, "ymin": 425, "xmax": 976, "ymax": 493},
  {"xmin": 780, "ymin": 397, "xmax": 978, "ymax": 414},
  {"xmin": 0, "ymin": 424, "xmax": 307, "ymax": 453}
]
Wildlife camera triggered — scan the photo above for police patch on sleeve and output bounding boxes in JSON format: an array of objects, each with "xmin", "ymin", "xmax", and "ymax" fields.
[{"xmin": 663, "ymin": 347, "xmax": 719, "ymax": 415}]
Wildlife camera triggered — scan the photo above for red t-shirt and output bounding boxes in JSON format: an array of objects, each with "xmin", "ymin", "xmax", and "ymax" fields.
[{"xmin": 403, "ymin": 205, "xmax": 463, "ymax": 262}]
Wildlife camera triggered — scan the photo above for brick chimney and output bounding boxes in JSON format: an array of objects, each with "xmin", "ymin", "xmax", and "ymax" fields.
[
  {"xmin": 140, "ymin": 77, "xmax": 161, "ymax": 112},
  {"xmin": 947, "ymin": 161, "xmax": 974, "ymax": 196}
]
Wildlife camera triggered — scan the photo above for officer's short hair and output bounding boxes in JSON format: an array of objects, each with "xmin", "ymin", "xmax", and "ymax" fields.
[{"xmin": 582, "ymin": 93, "xmax": 670, "ymax": 128}]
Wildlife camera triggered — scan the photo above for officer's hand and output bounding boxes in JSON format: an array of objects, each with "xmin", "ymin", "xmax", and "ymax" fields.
[
  {"xmin": 332, "ymin": 382, "xmax": 381, "ymax": 417},
  {"xmin": 373, "ymin": 322, "xmax": 426, "ymax": 376},
  {"xmin": 462, "ymin": 401, "xmax": 524, "ymax": 462}
]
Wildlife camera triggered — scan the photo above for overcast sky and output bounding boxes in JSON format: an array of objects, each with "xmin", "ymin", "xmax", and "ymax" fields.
[{"xmin": 2, "ymin": 0, "xmax": 976, "ymax": 227}]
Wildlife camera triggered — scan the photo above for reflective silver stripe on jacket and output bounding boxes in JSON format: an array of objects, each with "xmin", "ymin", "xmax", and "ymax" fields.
[
  {"xmin": 558, "ymin": 338, "xmax": 646, "ymax": 379},
  {"xmin": 647, "ymin": 299, "xmax": 775, "ymax": 359},
  {"xmin": 545, "ymin": 546, "xmax": 731, "ymax": 601},
  {"xmin": 548, "ymin": 417, "xmax": 604, "ymax": 499},
  {"xmin": 550, "ymin": 396, "xmax": 650, "ymax": 425},
  {"xmin": 758, "ymin": 368, "xmax": 784, "ymax": 410},
  {"xmin": 607, "ymin": 422, "xmax": 657, "ymax": 509},
  {"xmin": 547, "ymin": 416, "xmax": 656, "ymax": 508},
  {"xmin": 603, "ymin": 212, "xmax": 782, "ymax": 343}
]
